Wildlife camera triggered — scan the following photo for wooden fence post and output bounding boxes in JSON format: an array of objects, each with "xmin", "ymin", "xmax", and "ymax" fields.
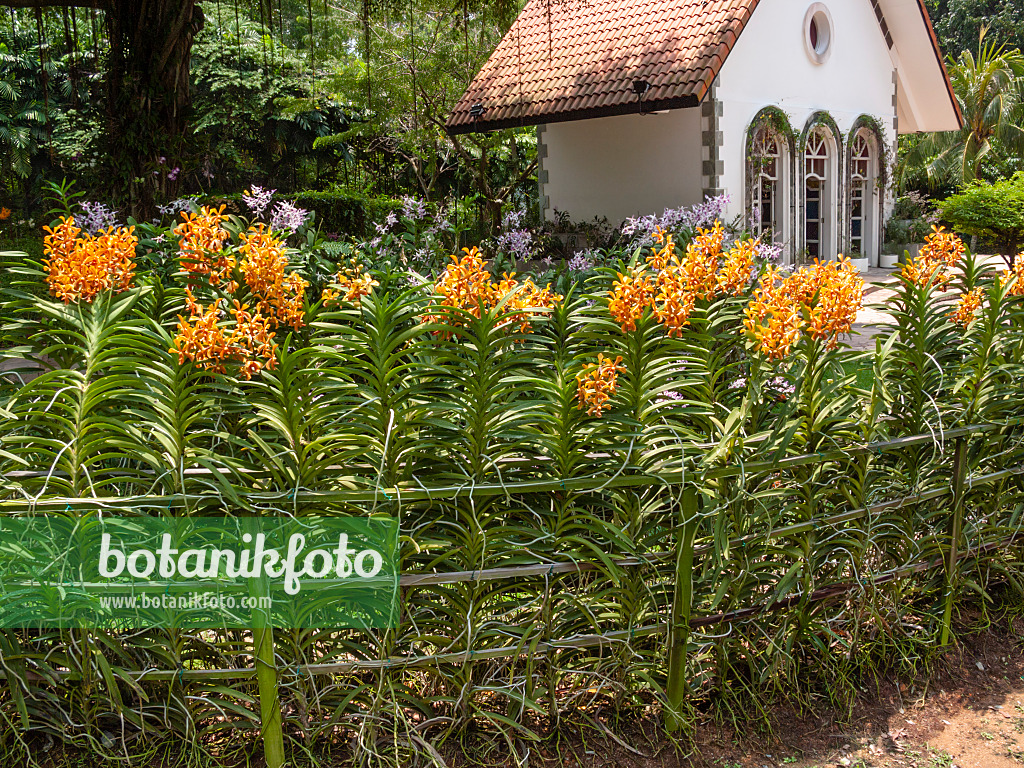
[
  {"xmin": 941, "ymin": 435, "xmax": 968, "ymax": 647},
  {"xmin": 665, "ymin": 486, "xmax": 699, "ymax": 732}
]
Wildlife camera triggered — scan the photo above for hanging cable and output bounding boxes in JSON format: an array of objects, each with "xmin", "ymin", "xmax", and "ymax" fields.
[
  {"xmin": 70, "ymin": 8, "xmax": 80, "ymax": 109},
  {"xmin": 408, "ymin": 0, "xmax": 417, "ymax": 135},
  {"xmin": 306, "ymin": 0, "xmax": 314, "ymax": 91},
  {"xmin": 233, "ymin": 0, "xmax": 242, "ymax": 78},
  {"xmin": 90, "ymin": 8, "xmax": 99, "ymax": 68},
  {"xmin": 259, "ymin": 0, "xmax": 269, "ymax": 77},
  {"xmin": 363, "ymin": 0, "xmax": 372, "ymax": 111},
  {"xmin": 278, "ymin": 0, "xmax": 285, "ymax": 52},
  {"xmin": 463, "ymin": 0, "xmax": 469, "ymax": 83},
  {"xmin": 34, "ymin": 6, "xmax": 53, "ymax": 158}
]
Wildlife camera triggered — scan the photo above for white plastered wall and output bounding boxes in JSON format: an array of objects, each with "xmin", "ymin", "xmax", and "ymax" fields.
[
  {"xmin": 716, "ymin": 0, "xmax": 899, "ymax": 263},
  {"xmin": 539, "ymin": 108, "xmax": 704, "ymax": 225}
]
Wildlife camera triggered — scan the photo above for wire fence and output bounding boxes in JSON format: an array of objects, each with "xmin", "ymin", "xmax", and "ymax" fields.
[{"xmin": 2, "ymin": 419, "xmax": 1022, "ymax": 764}]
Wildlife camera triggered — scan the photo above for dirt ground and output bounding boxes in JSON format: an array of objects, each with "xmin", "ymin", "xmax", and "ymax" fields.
[{"xmin": 685, "ymin": 613, "xmax": 1024, "ymax": 768}]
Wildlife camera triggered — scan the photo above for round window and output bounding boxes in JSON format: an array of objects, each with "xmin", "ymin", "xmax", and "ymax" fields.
[{"xmin": 803, "ymin": 4, "xmax": 833, "ymax": 64}]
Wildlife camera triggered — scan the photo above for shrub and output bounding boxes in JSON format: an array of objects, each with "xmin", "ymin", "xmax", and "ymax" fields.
[
  {"xmin": 289, "ymin": 190, "xmax": 400, "ymax": 237},
  {"xmin": 939, "ymin": 172, "xmax": 1024, "ymax": 264},
  {"xmin": 884, "ymin": 192, "xmax": 937, "ymax": 245}
]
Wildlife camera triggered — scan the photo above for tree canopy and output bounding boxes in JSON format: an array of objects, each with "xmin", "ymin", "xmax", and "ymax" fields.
[
  {"xmin": 938, "ymin": 172, "xmax": 1024, "ymax": 261},
  {"xmin": 925, "ymin": 0, "xmax": 1024, "ymax": 60}
]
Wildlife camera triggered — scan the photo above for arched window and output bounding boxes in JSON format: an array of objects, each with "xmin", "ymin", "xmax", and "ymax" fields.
[
  {"xmin": 753, "ymin": 131, "xmax": 782, "ymax": 240},
  {"xmin": 849, "ymin": 132, "xmax": 876, "ymax": 261},
  {"xmin": 804, "ymin": 129, "xmax": 831, "ymax": 260},
  {"xmin": 748, "ymin": 118, "xmax": 791, "ymax": 258}
]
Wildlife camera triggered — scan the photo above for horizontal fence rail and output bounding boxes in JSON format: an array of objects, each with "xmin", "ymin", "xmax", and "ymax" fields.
[{"xmin": 1, "ymin": 423, "xmax": 1021, "ymax": 686}]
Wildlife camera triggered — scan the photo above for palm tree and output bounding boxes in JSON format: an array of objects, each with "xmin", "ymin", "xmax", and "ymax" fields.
[
  {"xmin": 901, "ymin": 30, "xmax": 1024, "ymax": 188},
  {"xmin": 0, "ymin": 38, "xmax": 49, "ymax": 185}
]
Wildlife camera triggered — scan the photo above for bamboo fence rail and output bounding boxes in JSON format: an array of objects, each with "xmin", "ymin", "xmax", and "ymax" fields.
[{"xmin": 2, "ymin": 421, "xmax": 1022, "ymax": 763}]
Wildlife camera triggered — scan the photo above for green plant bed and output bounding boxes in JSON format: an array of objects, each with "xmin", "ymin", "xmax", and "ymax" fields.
[
  {"xmin": 0, "ymin": 234, "xmax": 45, "ymax": 296},
  {"xmin": 842, "ymin": 358, "xmax": 874, "ymax": 390},
  {"xmin": 0, "ymin": 219, "xmax": 1021, "ymax": 766}
]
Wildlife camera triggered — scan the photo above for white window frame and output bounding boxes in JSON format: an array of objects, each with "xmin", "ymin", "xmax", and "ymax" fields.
[
  {"xmin": 751, "ymin": 130, "xmax": 788, "ymax": 253},
  {"xmin": 849, "ymin": 132, "xmax": 876, "ymax": 264},
  {"xmin": 804, "ymin": 129, "xmax": 835, "ymax": 261}
]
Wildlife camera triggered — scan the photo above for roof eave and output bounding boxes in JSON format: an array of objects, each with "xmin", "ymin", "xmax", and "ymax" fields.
[
  {"xmin": 446, "ymin": 94, "xmax": 701, "ymax": 136},
  {"xmin": 914, "ymin": 0, "xmax": 964, "ymax": 128}
]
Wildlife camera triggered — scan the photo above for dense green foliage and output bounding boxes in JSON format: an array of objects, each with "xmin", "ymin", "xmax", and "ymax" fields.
[
  {"xmin": 939, "ymin": 172, "xmax": 1024, "ymax": 261},
  {"xmin": 289, "ymin": 190, "xmax": 401, "ymax": 236},
  {"xmin": 0, "ymin": 0, "xmax": 530, "ymax": 232},
  {"xmin": 900, "ymin": 37, "xmax": 1024, "ymax": 190},
  {"xmin": 926, "ymin": 0, "xmax": 1024, "ymax": 59}
]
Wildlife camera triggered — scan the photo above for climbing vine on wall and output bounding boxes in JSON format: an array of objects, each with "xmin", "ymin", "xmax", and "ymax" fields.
[
  {"xmin": 744, "ymin": 106, "xmax": 798, "ymax": 235},
  {"xmin": 848, "ymin": 114, "xmax": 893, "ymax": 193}
]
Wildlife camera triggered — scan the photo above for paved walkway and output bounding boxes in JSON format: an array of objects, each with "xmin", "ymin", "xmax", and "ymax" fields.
[
  {"xmin": 0, "ymin": 355, "xmax": 52, "ymax": 386},
  {"xmin": 848, "ymin": 267, "xmax": 901, "ymax": 351},
  {"xmin": 848, "ymin": 255, "xmax": 1008, "ymax": 351}
]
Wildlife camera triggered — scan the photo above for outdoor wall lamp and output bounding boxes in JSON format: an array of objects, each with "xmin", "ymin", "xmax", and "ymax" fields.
[
  {"xmin": 470, "ymin": 104, "xmax": 485, "ymax": 119},
  {"xmin": 632, "ymin": 79, "xmax": 651, "ymax": 113}
]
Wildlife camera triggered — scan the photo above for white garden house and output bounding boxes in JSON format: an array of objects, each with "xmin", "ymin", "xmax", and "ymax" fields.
[{"xmin": 447, "ymin": 0, "xmax": 961, "ymax": 265}]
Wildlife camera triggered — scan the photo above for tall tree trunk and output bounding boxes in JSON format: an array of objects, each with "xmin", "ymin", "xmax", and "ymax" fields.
[{"xmin": 104, "ymin": 0, "xmax": 203, "ymax": 217}]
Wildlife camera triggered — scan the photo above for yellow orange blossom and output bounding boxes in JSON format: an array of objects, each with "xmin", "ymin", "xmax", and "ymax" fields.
[
  {"xmin": 425, "ymin": 248, "xmax": 561, "ymax": 333},
  {"xmin": 237, "ymin": 225, "xmax": 308, "ymax": 328},
  {"xmin": 612, "ymin": 222, "xmax": 769, "ymax": 337},
  {"xmin": 647, "ymin": 232, "xmax": 698, "ymax": 335},
  {"xmin": 174, "ymin": 206, "xmax": 234, "ymax": 286},
  {"xmin": 608, "ymin": 266, "xmax": 656, "ymax": 333},
  {"xmin": 430, "ymin": 247, "xmax": 495, "ymax": 318},
  {"xmin": 323, "ymin": 259, "xmax": 379, "ymax": 305},
  {"xmin": 651, "ymin": 259, "xmax": 695, "ymax": 338},
  {"xmin": 744, "ymin": 259, "xmax": 863, "ymax": 359},
  {"xmin": 43, "ymin": 215, "xmax": 78, "ymax": 263},
  {"xmin": 679, "ymin": 222, "xmax": 725, "ymax": 300},
  {"xmin": 718, "ymin": 238, "xmax": 758, "ymax": 296},
  {"xmin": 744, "ymin": 266, "xmax": 806, "ymax": 360},
  {"xmin": 921, "ymin": 225, "xmax": 966, "ymax": 267},
  {"xmin": 900, "ymin": 225, "xmax": 965, "ymax": 289},
  {"xmin": 950, "ymin": 287, "xmax": 984, "ymax": 327},
  {"xmin": 576, "ymin": 353, "xmax": 624, "ymax": 417},
  {"xmin": 1004, "ymin": 253, "xmax": 1024, "ymax": 297},
  {"xmin": 42, "ymin": 216, "xmax": 137, "ymax": 303},
  {"xmin": 646, "ymin": 228, "xmax": 676, "ymax": 271},
  {"xmin": 494, "ymin": 272, "xmax": 562, "ymax": 333},
  {"xmin": 171, "ymin": 298, "xmax": 278, "ymax": 379},
  {"xmin": 801, "ymin": 258, "xmax": 863, "ymax": 344},
  {"xmin": 171, "ymin": 218, "xmax": 306, "ymax": 380},
  {"xmin": 0, "ymin": 207, "xmax": 10, "ymax": 221}
]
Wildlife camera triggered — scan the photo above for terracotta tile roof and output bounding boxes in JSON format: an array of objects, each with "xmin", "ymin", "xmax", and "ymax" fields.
[{"xmin": 446, "ymin": 0, "xmax": 761, "ymax": 134}]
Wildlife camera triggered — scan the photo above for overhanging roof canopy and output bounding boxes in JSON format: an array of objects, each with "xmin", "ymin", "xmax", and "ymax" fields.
[
  {"xmin": 446, "ymin": 0, "xmax": 961, "ymax": 135},
  {"xmin": 878, "ymin": 0, "xmax": 962, "ymax": 132}
]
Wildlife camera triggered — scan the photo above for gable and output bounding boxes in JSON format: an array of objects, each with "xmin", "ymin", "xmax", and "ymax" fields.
[
  {"xmin": 879, "ymin": 0, "xmax": 961, "ymax": 132},
  {"xmin": 716, "ymin": 0, "xmax": 900, "ymax": 128}
]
